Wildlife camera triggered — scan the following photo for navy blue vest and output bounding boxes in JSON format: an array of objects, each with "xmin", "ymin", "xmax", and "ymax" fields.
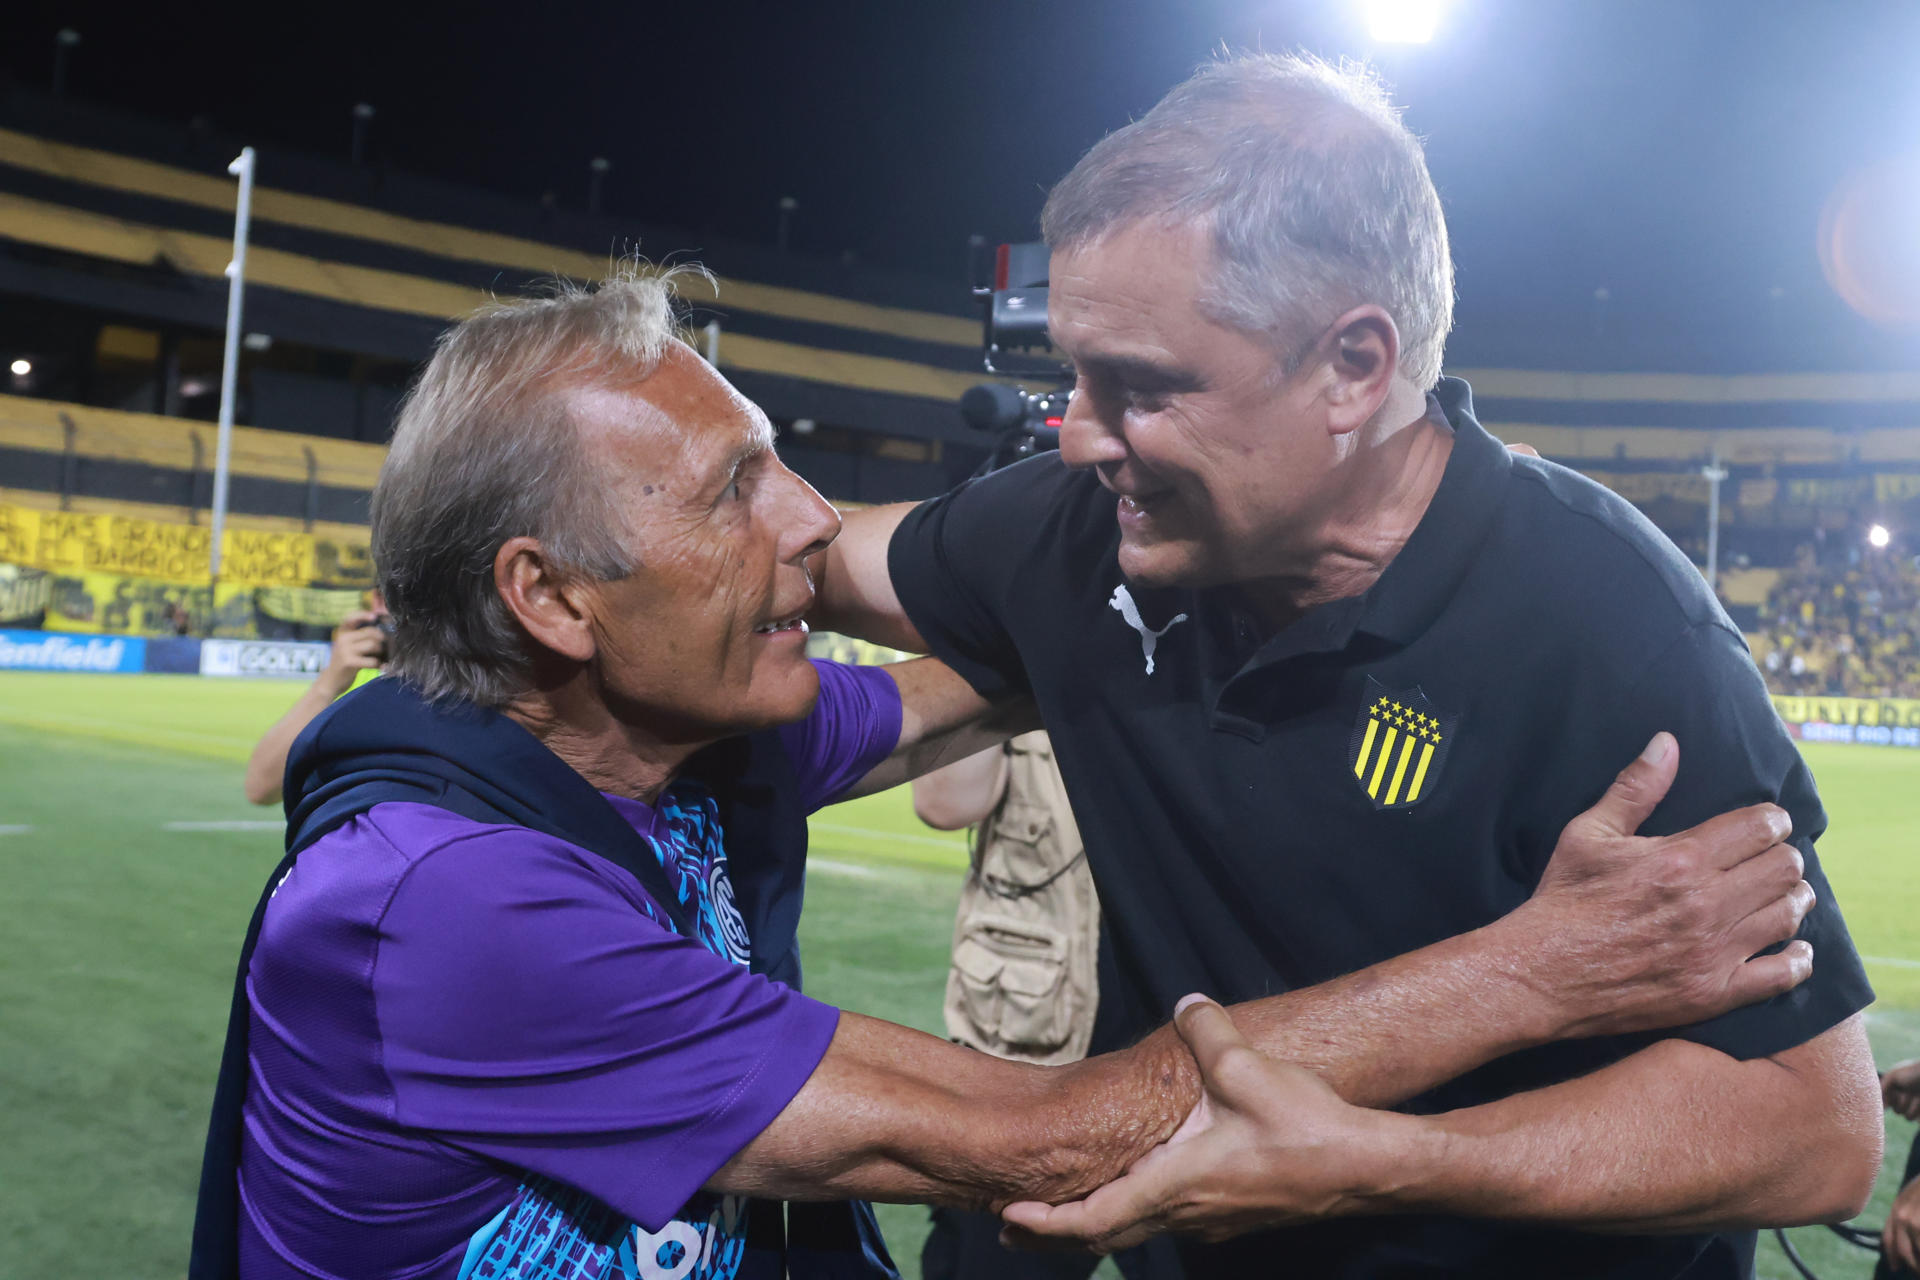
[{"xmin": 189, "ymin": 677, "xmax": 896, "ymax": 1280}]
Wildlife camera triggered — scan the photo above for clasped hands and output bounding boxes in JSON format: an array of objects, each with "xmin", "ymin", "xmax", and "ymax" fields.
[{"xmin": 1002, "ymin": 732, "xmax": 1815, "ymax": 1252}]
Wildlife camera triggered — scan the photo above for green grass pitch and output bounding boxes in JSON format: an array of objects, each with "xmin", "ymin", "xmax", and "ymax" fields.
[{"xmin": 1, "ymin": 672, "xmax": 1917, "ymax": 1279}]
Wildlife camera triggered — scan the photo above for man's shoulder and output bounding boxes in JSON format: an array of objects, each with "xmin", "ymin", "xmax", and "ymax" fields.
[
  {"xmin": 264, "ymin": 804, "xmax": 641, "ymax": 947},
  {"xmin": 885, "ymin": 454, "xmax": 1121, "ymax": 699},
  {"xmin": 901, "ymin": 453, "xmax": 1116, "ymax": 571},
  {"xmin": 1492, "ymin": 455, "xmax": 1732, "ymax": 642}
]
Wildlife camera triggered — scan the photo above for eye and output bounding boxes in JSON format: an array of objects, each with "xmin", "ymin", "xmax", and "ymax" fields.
[
  {"xmin": 722, "ymin": 478, "xmax": 742, "ymax": 502},
  {"xmin": 1125, "ymin": 385, "xmax": 1169, "ymax": 413}
]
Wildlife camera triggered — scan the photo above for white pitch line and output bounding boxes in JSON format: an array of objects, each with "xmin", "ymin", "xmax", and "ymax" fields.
[
  {"xmin": 809, "ymin": 822, "xmax": 965, "ymax": 852},
  {"xmin": 163, "ymin": 820, "xmax": 285, "ymax": 832},
  {"xmin": 0, "ymin": 824, "xmax": 30, "ymax": 836},
  {"xmin": 1863, "ymin": 954, "xmax": 1920, "ymax": 970},
  {"xmin": 809, "ymin": 858, "xmax": 880, "ymax": 879}
]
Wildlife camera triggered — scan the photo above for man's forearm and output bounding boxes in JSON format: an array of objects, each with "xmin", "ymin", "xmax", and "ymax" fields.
[
  {"xmin": 1202, "ymin": 918, "xmax": 1559, "ymax": 1108},
  {"xmin": 711, "ymin": 1011, "xmax": 1193, "ymax": 1210},
  {"xmin": 1378, "ymin": 1017, "xmax": 1881, "ymax": 1230},
  {"xmin": 808, "ymin": 503, "xmax": 924, "ymax": 650},
  {"xmin": 719, "ymin": 916, "xmax": 1574, "ymax": 1211}
]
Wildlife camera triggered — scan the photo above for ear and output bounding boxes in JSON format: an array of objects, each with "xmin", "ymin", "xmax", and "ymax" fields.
[
  {"xmin": 1321, "ymin": 304, "xmax": 1400, "ymax": 438},
  {"xmin": 494, "ymin": 536, "xmax": 596, "ymax": 664}
]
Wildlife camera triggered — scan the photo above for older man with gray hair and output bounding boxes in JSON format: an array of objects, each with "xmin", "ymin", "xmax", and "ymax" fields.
[{"xmin": 813, "ymin": 53, "xmax": 1882, "ymax": 1279}]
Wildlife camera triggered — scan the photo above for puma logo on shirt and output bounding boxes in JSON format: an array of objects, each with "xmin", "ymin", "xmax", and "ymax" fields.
[{"xmin": 1109, "ymin": 584, "xmax": 1189, "ymax": 676}]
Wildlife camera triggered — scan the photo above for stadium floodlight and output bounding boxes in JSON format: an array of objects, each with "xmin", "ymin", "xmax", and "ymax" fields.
[
  {"xmin": 8, "ymin": 359, "xmax": 29, "ymax": 376},
  {"xmin": 208, "ymin": 147, "xmax": 257, "ymax": 621},
  {"xmin": 1363, "ymin": 0, "xmax": 1445, "ymax": 44},
  {"xmin": 1870, "ymin": 523, "xmax": 1893, "ymax": 548}
]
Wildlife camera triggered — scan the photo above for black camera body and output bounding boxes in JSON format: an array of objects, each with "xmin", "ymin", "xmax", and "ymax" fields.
[{"xmin": 962, "ymin": 240, "xmax": 1073, "ymax": 472}]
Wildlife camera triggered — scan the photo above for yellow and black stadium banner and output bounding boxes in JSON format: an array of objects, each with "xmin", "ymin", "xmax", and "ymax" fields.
[{"xmin": 0, "ymin": 503, "xmax": 373, "ymax": 638}]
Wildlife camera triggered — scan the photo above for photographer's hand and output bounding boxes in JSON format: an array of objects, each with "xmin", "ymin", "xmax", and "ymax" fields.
[
  {"xmin": 319, "ymin": 610, "xmax": 389, "ymax": 699},
  {"xmin": 1884, "ymin": 1060, "xmax": 1920, "ymax": 1122}
]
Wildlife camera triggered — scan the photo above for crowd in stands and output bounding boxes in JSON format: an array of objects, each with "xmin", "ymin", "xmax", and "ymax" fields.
[{"xmin": 1749, "ymin": 534, "xmax": 1920, "ymax": 699}]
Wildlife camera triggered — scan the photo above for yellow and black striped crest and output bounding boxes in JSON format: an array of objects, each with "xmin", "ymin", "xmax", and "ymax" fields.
[{"xmin": 1349, "ymin": 678, "xmax": 1457, "ymax": 811}]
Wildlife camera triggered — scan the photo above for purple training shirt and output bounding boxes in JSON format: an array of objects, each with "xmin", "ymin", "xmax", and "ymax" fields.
[{"xmin": 236, "ymin": 661, "xmax": 904, "ymax": 1280}]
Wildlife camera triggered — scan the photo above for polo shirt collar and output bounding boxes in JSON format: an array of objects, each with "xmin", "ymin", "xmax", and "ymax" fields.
[
  {"xmin": 1353, "ymin": 377, "xmax": 1510, "ymax": 646},
  {"xmin": 1201, "ymin": 376, "xmax": 1509, "ymax": 729}
]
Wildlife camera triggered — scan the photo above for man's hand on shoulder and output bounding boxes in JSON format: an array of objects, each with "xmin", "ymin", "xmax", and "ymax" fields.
[{"xmin": 1491, "ymin": 730, "xmax": 1814, "ymax": 1042}]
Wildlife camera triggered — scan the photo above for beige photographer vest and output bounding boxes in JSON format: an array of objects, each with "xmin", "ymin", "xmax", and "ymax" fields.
[{"xmin": 942, "ymin": 731, "xmax": 1101, "ymax": 1064}]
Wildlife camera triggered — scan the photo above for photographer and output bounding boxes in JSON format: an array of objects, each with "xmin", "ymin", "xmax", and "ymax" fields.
[{"xmin": 241, "ymin": 600, "xmax": 389, "ymax": 805}]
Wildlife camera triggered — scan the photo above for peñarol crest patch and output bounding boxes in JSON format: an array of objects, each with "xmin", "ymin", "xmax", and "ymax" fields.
[{"xmin": 1349, "ymin": 677, "xmax": 1458, "ymax": 811}]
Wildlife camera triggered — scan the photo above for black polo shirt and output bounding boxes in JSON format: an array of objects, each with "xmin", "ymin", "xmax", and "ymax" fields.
[{"xmin": 887, "ymin": 377, "xmax": 1872, "ymax": 1280}]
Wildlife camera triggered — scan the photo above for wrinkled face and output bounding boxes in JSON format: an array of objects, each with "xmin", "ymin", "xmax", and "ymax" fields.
[
  {"xmin": 1049, "ymin": 219, "xmax": 1340, "ymax": 591},
  {"xmin": 566, "ymin": 343, "xmax": 840, "ymax": 742}
]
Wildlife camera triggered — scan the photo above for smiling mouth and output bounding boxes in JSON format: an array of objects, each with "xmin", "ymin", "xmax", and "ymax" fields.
[
  {"xmin": 753, "ymin": 613, "xmax": 810, "ymax": 636},
  {"xmin": 1117, "ymin": 492, "xmax": 1173, "ymax": 517}
]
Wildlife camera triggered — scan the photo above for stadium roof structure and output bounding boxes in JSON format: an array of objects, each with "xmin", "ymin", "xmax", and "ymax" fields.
[
  {"xmin": 0, "ymin": 87, "xmax": 996, "ymax": 449},
  {"xmin": 7, "ymin": 81, "xmax": 1920, "ymax": 522}
]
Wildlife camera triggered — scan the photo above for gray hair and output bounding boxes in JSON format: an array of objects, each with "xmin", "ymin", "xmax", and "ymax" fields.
[
  {"xmin": 372, "ymin": 265, "xmax": 700, "ymax": 707},
  {"xmin": 1041, "ymin": 53, "xmax": 1454, "ymax": 389}
]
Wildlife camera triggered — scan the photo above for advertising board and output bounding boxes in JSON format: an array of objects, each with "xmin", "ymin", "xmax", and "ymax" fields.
[
  {"xmin": 200, "ymin": 639, "xmax": 332, "ymax": 680},
  {"xmin": 1773, "ymin": 695, "xmax": 1920, "ymax": 749},
  {"xmin": 0, "ymin": 628, "xmax": 145, "ymax": 673}
]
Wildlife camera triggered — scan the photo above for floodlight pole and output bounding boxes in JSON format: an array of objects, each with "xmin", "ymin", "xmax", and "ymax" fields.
[
  {"xmin": 208, "ymin": 147, "xmax": 256, "ymax": 628},
  {"xmin": 1703, "ymin": 446, "xmax": 1728, "ymax": 593}
]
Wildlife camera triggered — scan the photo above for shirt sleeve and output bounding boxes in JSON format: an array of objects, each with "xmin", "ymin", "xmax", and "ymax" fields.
[
  {"xmin": 371, "ymin": 829, "xmax": 842, "ymax": 1231},
  {"xmin": 887, "ymin": 455, "xmax": 1078, "ymax": 701},
  {"xmin": 1553, "ymin": 622, "xmax": 1874, "ymax": 1061},
  {"xmin": 778, "ymin": 659, "xmax": 905, "ymax": 812}
]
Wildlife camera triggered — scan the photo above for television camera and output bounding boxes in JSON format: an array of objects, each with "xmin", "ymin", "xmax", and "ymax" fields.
[{"xmin": 961, "ymin": 240, "xmax": 1072, "ymax": 474}]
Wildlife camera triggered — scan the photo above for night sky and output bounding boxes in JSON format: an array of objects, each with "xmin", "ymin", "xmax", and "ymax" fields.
[{"xmin": 4, "ymin": 0, "xmax": 1920, "ymax": 369}]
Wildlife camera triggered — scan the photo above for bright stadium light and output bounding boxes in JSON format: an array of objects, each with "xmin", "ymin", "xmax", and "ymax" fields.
[
  {"xmin": 9, "ymin": 358, "xmax": 29, "ymax": 376},
  {"xmin": 1364, "ymin": 0, "xmax": 1446, "ymax": 44},
  {"xmin": 1870, "ymin": 523, "xmax": 1892, "ymax": 548}
]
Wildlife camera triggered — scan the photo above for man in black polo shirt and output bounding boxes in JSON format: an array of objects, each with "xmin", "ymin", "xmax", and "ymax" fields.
[{"xmin": 812, "ymin": 54, "xmax": 1880, "ymax": 1279}]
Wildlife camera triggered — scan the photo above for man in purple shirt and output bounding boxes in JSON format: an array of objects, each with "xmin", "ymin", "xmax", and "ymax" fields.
[
  {"xmin": 204, "ymin": 265, "xmax": 1823, "ymax": 1280},
  {"xmin": 241, "ymin": 662, "xmax": 906, "ymax": 1279}
]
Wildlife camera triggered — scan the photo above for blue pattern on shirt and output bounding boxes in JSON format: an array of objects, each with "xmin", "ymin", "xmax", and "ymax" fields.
[{"xmin": 458, "ymin": 783, "xmax": 756, "ymax": 1280}]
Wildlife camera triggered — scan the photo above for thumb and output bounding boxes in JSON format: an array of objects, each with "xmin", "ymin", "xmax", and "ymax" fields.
[
  {"xmin": 1173, "ymin": 994, "xmax": 1259, "ymax": 1093},
  {"xmin": 1580, "ymin": 733, "xmax": 1678, "ymax": 838},
  {"xmin": 1505, "ymin": 441, "xmax": 1541, "ymax": 458}
]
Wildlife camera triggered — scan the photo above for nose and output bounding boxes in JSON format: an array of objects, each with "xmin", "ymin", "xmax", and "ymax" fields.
[
  {"xmin": 1056, "ymin": 385, "xmax": 1128, "ymax": 472},
  {"xmin": 777, "ymin": 464, "xmax": 841, "ymax": 564}
]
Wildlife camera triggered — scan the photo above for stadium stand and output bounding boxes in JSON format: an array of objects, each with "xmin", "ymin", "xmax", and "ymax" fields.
[
  {"xmin": 10, "ymin": 82, "xmax": 1920, "ymax": 701},
  {"xmin": 1748, "ymin": 537, "xmax": 1920, "ymax": 699}
]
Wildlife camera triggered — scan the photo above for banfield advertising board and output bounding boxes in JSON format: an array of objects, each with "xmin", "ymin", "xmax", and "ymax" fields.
[
  {"xmin": 0, "ymin": 629, "xmax": 145, "ymax": 673},
  {"xmin": 200, "ymin": 639, "xmax": 331, "ymax": 679}
]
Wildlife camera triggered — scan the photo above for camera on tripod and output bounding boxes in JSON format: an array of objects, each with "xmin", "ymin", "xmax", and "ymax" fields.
[{"xmin": 962, "ymin": 240, "xmax": 1073, "ymax": 472}]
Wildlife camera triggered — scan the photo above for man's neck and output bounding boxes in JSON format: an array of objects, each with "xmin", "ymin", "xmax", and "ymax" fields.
[
  {"xmin": 505, "ymin": 673, "xmax": 705, "ymax": 806},
  {"xmin": 1238, "ymin": 385, "xmax": 1454, "ymax": 635}
]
